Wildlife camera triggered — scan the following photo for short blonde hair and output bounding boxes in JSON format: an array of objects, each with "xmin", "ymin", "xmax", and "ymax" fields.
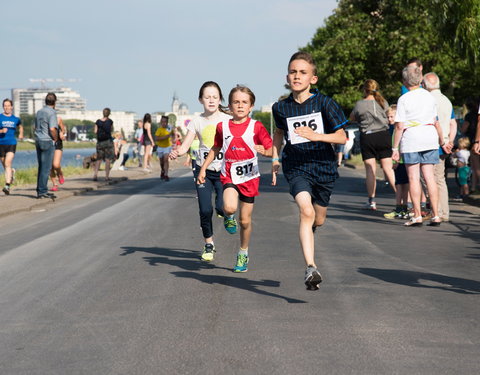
[
  {"xmin": 458, "ymin": 137, "xmax": 471, "ymax": 149},
  {"xmin": 386, "ymin": 104, "xmax": 397, "ymax": 115}
]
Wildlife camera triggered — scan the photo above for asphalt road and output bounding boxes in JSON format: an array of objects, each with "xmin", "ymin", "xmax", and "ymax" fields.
[{"xmin": 0, "ymin": 160, "xmax": 479, "ymax": 375}]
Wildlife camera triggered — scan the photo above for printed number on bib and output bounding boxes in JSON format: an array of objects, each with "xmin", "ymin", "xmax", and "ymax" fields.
[
  {"xmin": 287, "ymin": 112, "xmax": 324, "ymax": 145},
  {"xmin": 199, "ymin": 146, "xmax": 223, "ymax": 170},
  {"xmin": 231, "ymin": 157, "xmax": 259, "ymax": 185}
]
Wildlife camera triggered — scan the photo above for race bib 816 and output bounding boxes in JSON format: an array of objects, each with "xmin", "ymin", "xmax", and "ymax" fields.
[{"xmin": 287, "ymin": 112, "xmax": 324, "ymax": 145}]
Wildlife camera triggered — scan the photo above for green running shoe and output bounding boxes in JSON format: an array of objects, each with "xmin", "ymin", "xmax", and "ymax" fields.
[
  {"xmin": 233, "ymin": 253, "xmax": 248, "ymax": 272},
  {"xmin": 384, "ymin": 209, "xmax": 399, "ymax": 219},
  {"xmin": 200, "ymin": 243, "xmax": 215, "ymax": 262},
  {"xmin": 224, "ymin": 215, "xmax": 237, "ymax": 234}
]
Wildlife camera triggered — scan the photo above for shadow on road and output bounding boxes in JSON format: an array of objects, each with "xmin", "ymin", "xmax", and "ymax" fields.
[
  {"xmin": 120, "ymin": 246, "xmax": 306, "ymax": 304},
  {"xmin": 358, "ymin": 268, "xmax": 480, "ymax": 295},
  {"xmin": 171, "ymin": 271, "xmax": 306, "ymax": 304}
]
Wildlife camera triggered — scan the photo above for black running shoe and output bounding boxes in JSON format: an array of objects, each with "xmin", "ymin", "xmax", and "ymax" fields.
[{"xmin": 304, "ymin": 265, "xmax": 323, "ymax": 290}]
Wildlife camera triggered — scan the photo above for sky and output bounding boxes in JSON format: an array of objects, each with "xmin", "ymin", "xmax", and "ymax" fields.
[{"xmin": 2, "ymin": 0, "xmax": 339, "ymax": 116}]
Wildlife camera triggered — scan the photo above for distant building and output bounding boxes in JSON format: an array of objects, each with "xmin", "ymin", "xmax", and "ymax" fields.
[
  {"xmin": 260, "ymin": 103, "xmax": 274, "ymax": 113},
  {"xmin": 12, "ymin": 87, "xmax": 86, "ymax": 117},
  {"xmin": 164, "ymin": 92, "xmax": 199, "ymax": 132}
]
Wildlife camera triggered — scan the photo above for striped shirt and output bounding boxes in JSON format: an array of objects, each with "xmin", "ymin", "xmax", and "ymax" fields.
[{"xmin": 272, "ymin": 89, "xmax": 347, "ymax": 182}]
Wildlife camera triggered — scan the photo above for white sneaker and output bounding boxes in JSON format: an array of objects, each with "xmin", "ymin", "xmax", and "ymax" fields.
[{"xmin": 119, "ymin": 166, "xmax": 127, "ymax": 170}]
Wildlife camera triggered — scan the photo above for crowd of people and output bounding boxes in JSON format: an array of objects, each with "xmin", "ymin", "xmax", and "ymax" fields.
[{"xmin": 1, "ymin": 52, "xmax": 480, "ymax": 290}]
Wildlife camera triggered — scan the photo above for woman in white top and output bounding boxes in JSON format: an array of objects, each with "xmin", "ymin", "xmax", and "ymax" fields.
[
  {"xmin": 169, "ymin": 81, "xmax": 230, "ymax": 261},
  {"xmin": 392, "ymin": 66, "xmax": 447, "ymax": 226}
]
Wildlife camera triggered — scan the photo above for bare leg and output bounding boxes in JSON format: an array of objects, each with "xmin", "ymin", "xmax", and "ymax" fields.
[
  {"xmin": 93, "ymin": 160, "xmax": 101, "ymax": 180},
  {"xmin": 238, "ymin": 201, "xmax": 254, "ymax": 249},
  {"xmin": 3, "ymin": 152, "xmax": 14, "ymax": 184},
  {"xmin": 363, "ymin": 158, "xmax": 377, "ymax": 200},
  {"xmin": 223, "ymin": 187, "xmax": 239, "ymax": 216},
  {"xmin": 421, "ymin": 163, "xmax": 439, "ymax": 218},
  {"xmin": 295, "ymin": 191, "xmax": 317, "ymax": 266},
  {"xmin": 105, "ymin": 159, "xmax": 111, "ymax": 180},
  {"xmin": 406, "ymin": 163, "xmax": 422, "ymax": 220},
  {"xmin": 380, "ymin": 157, "xmax": 397, "ymax": 193}
]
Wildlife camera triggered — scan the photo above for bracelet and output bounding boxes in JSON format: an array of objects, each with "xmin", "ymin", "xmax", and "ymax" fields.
[
  {"xmin": 392, "ymin": 148, "xmax": 398, "ymax": 152},
  {"xmin": 272, "ymin": 158, "xmax": 280, "ymax": 162}
]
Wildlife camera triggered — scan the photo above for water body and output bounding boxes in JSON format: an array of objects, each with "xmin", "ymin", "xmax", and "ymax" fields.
[{"xmin": 5, "ymin": 148, "xmax": 96, "ymax": 170}]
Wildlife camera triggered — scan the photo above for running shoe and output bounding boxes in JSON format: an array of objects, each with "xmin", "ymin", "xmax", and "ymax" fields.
[
  {"xmin": 384, "ymin": 209, "xmax": 402, "ymax": 219},
  {"xmin": 37, "ymin": 193, "xmax": 56, "ymax": 200},
  {"xmin": 201, "ymin": 243, "xmax": 216, "ymax": 262},
  {"xmin": 364, "ymin": 201, "xmax": 377, "ymax": 210},
  {"xmin": 51, "ymin": 185, "xmax": 59, "ymax": 192},
  {"xmin": 224, "ymin": 215, "xmax": 237, "ymax": 234},
  {"xmin": 233, "ymin": 253, "xmax": 248, "ymax": 272},
  {"xmin": 58, "ymin": 174, "xmax": 65, "ymax": 184},
  {"xmin": 304, "ymin": 265, "xmax": 323, "ymax": 290},
  {"xmin": 2, "ymin": 185, "xmax": 10, "ymax": 195}
]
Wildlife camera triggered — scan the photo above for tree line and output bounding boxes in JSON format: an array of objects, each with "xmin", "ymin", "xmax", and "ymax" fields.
[{"xmin": 302, "ymin": 0, "xmax": 480, "ymax": 111}]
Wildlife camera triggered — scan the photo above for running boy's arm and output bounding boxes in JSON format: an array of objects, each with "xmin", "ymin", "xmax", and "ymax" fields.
[
  {"xmin": 294, "ymin": 126, "xmax": 347, "ymax": 144},
  {"xmin": 253, "ymin": 120, "xmax": 273, "ymax": 157},
  {"xmin": 271, "ymin": 128, "xmax": 284, "ymax": 186}
]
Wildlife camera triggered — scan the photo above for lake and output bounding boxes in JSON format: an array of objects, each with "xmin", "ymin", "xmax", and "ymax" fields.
[{"xmin": 5, "ymin": 148, "xmax": 96, "ymax": 170}]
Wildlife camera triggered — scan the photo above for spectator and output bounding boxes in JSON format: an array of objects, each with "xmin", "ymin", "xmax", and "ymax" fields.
[
  {"xmin": 455, "ymin": 137, "xmax": 471, "ymax": 199},
  {"xmin": 134, "ymin": 120, "xmax": 144, "ymax": 167},
  {"xmin": 142, "ymin": 113, "xmax": 154, "ymax": 172},
  {"xmin": 423, "ymin": 72, "xmax": 457, "ymax": 222},
  {"xmin": 93, "ymin": 108, "xmax": 115, "ymax": 181},
  {"xmin": 34, "ymin": 93, "xmax": 58, "ymax": 199},
  {"xmin": 392, "ymin": 66, "xmax": 446, "ymax": 226},
  {"xmin": 461, "ymin": 97, "xmax": 479, "ymax": 192},
  {"xmin": 350, "ymin": 79, "xmax": 395, "ymax": 210}
]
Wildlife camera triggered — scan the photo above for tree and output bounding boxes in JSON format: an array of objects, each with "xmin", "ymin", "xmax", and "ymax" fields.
[
  {"xmin": 405, "ymin": 0, "xmax": 480, "ymax": 69},
  {"xmin": 303, "ymin": 0, "xmax": 480, "ymax": 110},
  {"xmin": 19, "ymin": 114, "xmax": 35, "ymax": 138},
  {"xmin": 252, "ymin": 111, "xmax": 274, "ymax": 135}
]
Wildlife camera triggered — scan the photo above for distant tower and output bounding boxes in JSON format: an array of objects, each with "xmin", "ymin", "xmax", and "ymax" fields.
[{"xmin": 172, "ymin": 92, "xmax": 180, "ymax": 113}]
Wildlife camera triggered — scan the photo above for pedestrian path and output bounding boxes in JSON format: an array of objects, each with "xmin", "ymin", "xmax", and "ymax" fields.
[{"xmin": 0, "ymin": 158, "xmax": 187, "ymax": 218}]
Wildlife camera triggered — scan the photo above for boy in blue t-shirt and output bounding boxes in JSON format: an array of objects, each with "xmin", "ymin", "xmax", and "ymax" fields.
[
  {"xmin": 0, "ymin": 99, "xmax": 23, "ymax": 195},
  {"xmin": 272, "ymin": 51, "xmax": 347, "ymax": 290}
]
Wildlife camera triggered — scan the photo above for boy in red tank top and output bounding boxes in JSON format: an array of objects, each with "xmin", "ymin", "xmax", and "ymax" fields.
[{"xmin": 198, "ymin": 86, "xmax": 272, "ymax": 272}]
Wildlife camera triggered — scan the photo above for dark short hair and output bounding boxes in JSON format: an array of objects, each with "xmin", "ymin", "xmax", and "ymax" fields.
[
  {"xmin": 161, "ymin": 115, "xmax": 169, "ymax": 122},
  {"xmin": 103, "ymin": 107, "xmax": 111, "ymax": 117},
  {"xmin": 289, "ymin": 51, "xmax": 317, "ymax": 75},
  {"xmin": 45, "ymin": 92, "xmax": 57, "ymax": 106},
  {"xmin": 407, "ymin": 57, "xmax": 422, "ymax": 67},
  {"xmin": 2, "ymin": 98, "xmax": 13, "ymax": 106}
]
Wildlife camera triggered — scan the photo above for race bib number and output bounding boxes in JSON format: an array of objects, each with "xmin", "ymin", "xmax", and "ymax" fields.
[
  {"xmin": 230, "ymin": 156, "xmax": 259, "ymax": 185},
  {"xmin": 287, "ymin": 112, "xmax": 324, "ymax": 145},
  {"xmin": 199, "ymin": 146, "xmax": 223, "ymax": 170}
]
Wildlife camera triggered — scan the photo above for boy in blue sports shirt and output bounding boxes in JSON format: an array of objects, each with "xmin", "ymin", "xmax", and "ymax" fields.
[{"xmin": 271, "ymin": 52, "xmax": 347, "ymax": 290}]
